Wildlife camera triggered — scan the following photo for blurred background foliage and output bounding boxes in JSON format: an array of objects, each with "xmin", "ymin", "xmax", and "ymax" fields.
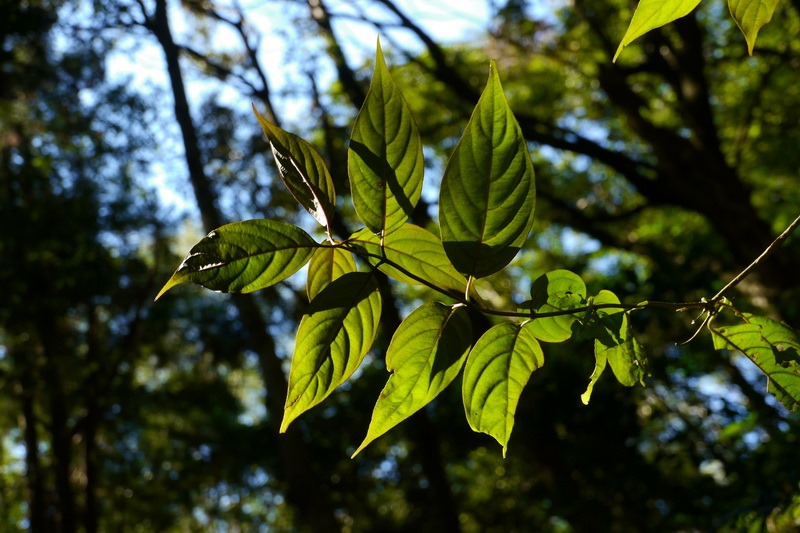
[{"xmin": 1, "ymin": 0, "xmax": 799, "ymax": 531}]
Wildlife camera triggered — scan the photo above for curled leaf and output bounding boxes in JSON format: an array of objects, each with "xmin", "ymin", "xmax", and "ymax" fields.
[{"xmin": 254, "ymin": 106, "xmax": 336, "ymax": 232}]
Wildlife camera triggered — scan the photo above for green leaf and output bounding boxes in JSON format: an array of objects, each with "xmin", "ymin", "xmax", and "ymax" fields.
[
  {"xmin": 253, "ymin": 106, "xmax": 336, "ymax": 231},
  {"xmin": 156, "ymin": 219, "xmax": 317, "ymax": 300},
  {"xmin": 439, "ymin": 61, "xmax": 536, "ymax": 279},
  {"xmin": 348, "ymin": 39, "xmax": 424, "ymax": 234},
  {"xmin": 576, "ymin": 290, "xmax": 626, "ymax": 346},
  {"xmin": 579, "ymin": 291, "xmax": 648, "ymax": 403},
  {"xmin": 306, "ymin": 246, "xmax": 357, "ymax": 301},
  {"xmin": 282, "ymin": 272, "xmax": 382, "ymax": 431},
  {"xmin": 711, "ymin": 313, "xmax": 800, "ymax": 412},
  {"xmin": 349, "ymin": 225, "xmax": 468, "ymax": 295},
  {"xmin": 728, "ymin": 0, "xmax": 779, "ymax": 55},
  {"xmin": 462, "ymin": 321, "xmax": 544, "ymax": 456},
  {"xmin": 353, "ymin": 303, "xmax": 471, "ymax": 456},
  {"xmin": 527, "ymin": 270, "xmax": 587, "ymax": 343},
  {"xmin": 614, "ymin": 0, "xmax": 702, "ymax": 62},
  {"xmin": 581, "ymin": 348, "xmax": 607, "ymax": 405},
  {"xmin": 598, "ymin": 324, "xmax": 648, "ymax": 387}
]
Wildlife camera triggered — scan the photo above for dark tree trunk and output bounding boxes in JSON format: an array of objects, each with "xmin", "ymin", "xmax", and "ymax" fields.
[
  {"xmin": 37, "ymin": 317, "xmax": 77, "ymax": 533},
  {"xmin": 147, "ymin": 1, "xmax": 339, "ymax": 530},
  {"xmin": 15, "ymin": 351, "xmax": 47, "ymax": 532}
]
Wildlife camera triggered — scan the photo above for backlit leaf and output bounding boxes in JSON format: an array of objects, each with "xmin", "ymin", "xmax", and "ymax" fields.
[
  {"xmin": 348, "ymin": 39, "xmax": 424, "ymax": 234},
  {"xmin": 254, "ymin": 106, "xmax": 336, "ymax": 231},
  {"xmin": 527, "ymin": 270, "xmax": 587, "ymax": 343},
  {"xmin": 575, "ymin": 290, "xmax": 626, "ymax": 346},
  {"xmin": 439, "ymin": 61, "xmax": 535, "ymax": 279},
  {"xmin": 580, "ymin": 291, "xmax": 648, "ymax": 403},
  {"xmin": 282, "ymin": 272, "xmax": 382, "ymax": 431},
  {"xmin": 349, "ymin": 225, "xmax": 468, "ymax": 295},
  {"xmin": 614, "ymin": 0, "xmax": 702, "ymax": 62},
  {"xmin": 306, "ymin": 246, "xmax": 357, "ymax": 301},
  {"xmin": 712, "ymin": 313, "xmax": 800, "ymax": 411},
  {"xmin": 598, "ymin": 325, "xmax": 647, "ymax": 387},
  {"xmin": 463, "ymin": 322, "xmax": 544, "ymax": 456},
  {"xmin": 156, "ymin": 219, "xmax": 317, "ymax": 299},
  {"xmin": 353, "ymin": 303, "xmax": 471, "ymax": 456},
  {"xmin": 581, "ymin": 348, "xmax": 607, "ymax": 405},
  {"xmin": 729, "ymin": 0, "xmax": 779, "ymax": 54}
]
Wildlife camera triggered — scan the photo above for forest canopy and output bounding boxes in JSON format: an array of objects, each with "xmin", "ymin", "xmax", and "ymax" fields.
[{"xmin": 1, "ymin": 0, "xmax": 799, "ymax": 531}]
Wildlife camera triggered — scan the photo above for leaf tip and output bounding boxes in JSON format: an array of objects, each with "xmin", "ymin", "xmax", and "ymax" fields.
[
  {"xmin": 375, "ymin": 35, "xmax": 386, "ymax": 65},
  {"xmin": 488, "ymin": 59, "xmax": 498, "ymax": 79},
  {"xmin": 351, "ymin": 438, "xmax": 370, "ymax": 458},
  {"xmin": 279, "ymin": 407, "xmax": 298, "ymax": 434},
  {"xmin": 154, "ymin": 277, "xmax": 179, "ymax": 302}
]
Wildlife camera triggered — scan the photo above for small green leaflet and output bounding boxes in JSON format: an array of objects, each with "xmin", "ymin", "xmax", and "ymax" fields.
[
  {"xmin": 728, "ymin": 0, "xmax": 779, "ymax": 54},
  {"xmin": 598, "ymin": 326, "xmax": 648, "ymax": 386},
  {"xmin": 463, "ymin": 322, "xmax": 544, "ymax": 457},
  {"xmin": 306, "ymin": 246, "xmax": 357, "ymax": 301},
  {"xmin": 711, "ymin": 313, "xmax": 800, "ymax": 412},
  {"xmin": 253, "ymin": 106, "xmax": 336, "ymax": 233},
  {"xmin": 348, "ymin": 39, "xmax": 424, "ymax": 235},
  {"xmin": 282, "ymin": 272, "xmax": 382, "ymax": 432},
  {"xmin": 614, "ymin": 0, "xmax": 702, "ymax": 62},
  {"xmin": 156, "ymin": 219, "xmax": 317, "ymax": 300},
  {"xmin": 527, "ymin": 270, "xmax": 587, "ymax": 343},
  {"xmin": 353, "ymin": 303, "xmax": 472, "ymax": 456},
  {"xmin": 580, "ymin": 291, "xmax": 648, "ymax": 404},
  {"xmin": 581, "ymin": 350, "xmax": 607, "ymax": 406},
  {"xmin": 439, "ymin": 61, "xmax": 535, "ymax": 279},
  {"xmin": 349, "ymin": 224, "xmax": 469, "ymax": 295}
]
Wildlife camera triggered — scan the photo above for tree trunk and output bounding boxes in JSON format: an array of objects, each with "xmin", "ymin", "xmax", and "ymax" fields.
[
  {"xmin": 147, "ymin": 1, "xmax": 339, "ymax": 529},
  {"xmin": 37, "ymin": 317, "xmax": 77, "ymax": 533},
  {"xmin": 13, "ymin": 347, "xmax": 47, "ymax": 532}
]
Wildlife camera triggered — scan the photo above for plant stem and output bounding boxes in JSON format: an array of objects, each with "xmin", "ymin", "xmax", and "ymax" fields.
[{"xmin": 711, "ymin": 212, "xmax": 800, "ymax": 302}]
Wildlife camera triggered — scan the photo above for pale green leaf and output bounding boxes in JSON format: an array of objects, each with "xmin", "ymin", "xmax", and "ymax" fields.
[
  {"xmin": 282, "ymin": 272, "xmax": 382, "ymax": 431},
  {"xmin": 156, "ymin": 219, "xmax": 317, "ymax": 300},
  {"xmin": 614, "ymin": 0, "xmax": 703, "ymax": 61},
  {"xmin": 348, "ymin": 40, "xmax": 424, "ymax": 234},
  {"xmin": 527, "ymin": 270, "xmax": 587, "ymax": 343},
  {"xmin": 349, "ymin": 225, "xmax": 468, "ymax": 295},
  {"xmin": 353, "ymin": 303, "xmax": 471, "ymax": 456},
  {"xmin": 712, "ymin": 313, "xmax": 800, "ymax": 412},
  {"xmin": 253, "ymin": 106, "xmax": 336, "ymax": 231},
  {"xmin": 463, "ymin": 322, "xmax": 544, "ymax": 456},
  {"xmin": 728, "ymin": 0, "xmax": 779, "ymax": 54},
  {"xmin": 581, "ymin": 350, "xmax": 607, "ymax": 405},
  {"xmin": 306, "ymin": 246, "xmax": 357, "ymax": 301},
  {"xmin": 439, "ymin": 61, "xmax": 536, "ymax": 278}
]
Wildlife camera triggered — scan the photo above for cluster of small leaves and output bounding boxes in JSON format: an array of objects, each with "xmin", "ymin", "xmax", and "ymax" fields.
[
  {"xmin": 158, "ymin": 41, "xmax": 800, "ymax": 456},
  {"xmin": 615, "ymin": 0, "xmax": 780, "ymax": 61}
]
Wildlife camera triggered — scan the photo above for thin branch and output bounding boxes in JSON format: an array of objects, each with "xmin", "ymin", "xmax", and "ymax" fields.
[
  {"xmin": 712, "ymin": 212, "xmax": 800, "ymax": 302},
  {"xmin": 339, "ymin": 242, "xmax": 708, "ymax": 320}
]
